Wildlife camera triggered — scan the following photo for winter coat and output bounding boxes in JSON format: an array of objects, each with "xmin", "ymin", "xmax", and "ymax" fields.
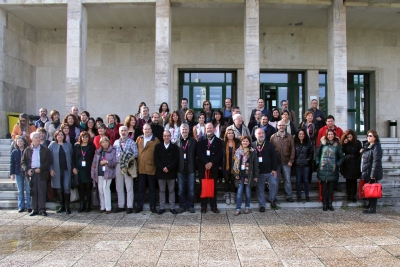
[
  {"xmin": 44, "ymin": 121, "xmax": 61, "ymax": 142},
  {"xmin": 232, "ymin": 148, "xmax": 259, "ymax": 188},
  {"xmin": 250, "ymin": 123, "xmax": 276, "ymax": 142},
  {"xmin": 136, "ymin": 135, "xmax": 160, "ymax": 175},
  {"xmin": 341, "ymin": 140, "xmax": 362, "ymax": 179},
  {"xmin": 21, "ymin": 145, "xmax": 52, "ymax": 181},
  {"xmin": 175, "ymin": 137, "xmax": 197, "ymax": 174},
  {"xmin": 48, "ymin": 141, "xmax": 73, "ymax": 189},
  {"xmin": 294, "ymin": 141, "xmax": 314, "ymax": 167},
  {"xmin": 225, "ymin": 124, "xmax": 251, "ymax": 139},
  {"xmin": 154, "ymin": 143, "xmax": 179, "ymax": 180},
  {"xmin": 270, "ymin": 132, "xmax": 295, "ymax": 165},
  {"xmin": 196, "ymin": 135, "xmax": 223, "ymax": 175},
  {"xmin": 10, "ymin": 148, "xmax": 24, "ymax": 176},
  {"xmin": 91, "ymin": 146, "xmax": 117, "ymax": 182},
  {"xmin": 315, "ymin": 137, "xmax": 344, "ymax": 182},
  {"xmin": 361, "ymin": 142, "xmax": 383, "ymax": 182},
  {"xmin": 72, "ymin": 142, "xmax": 96, "ymax": 182}
]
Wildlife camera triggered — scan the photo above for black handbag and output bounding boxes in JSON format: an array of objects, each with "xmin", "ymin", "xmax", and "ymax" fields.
[
  {"xmin": 71, "ymin": 173, "xmax": 80, "ymax": 189},
  {"xmin": 91, "ymin": 184, "xmax": 100, "ymax": 207}
]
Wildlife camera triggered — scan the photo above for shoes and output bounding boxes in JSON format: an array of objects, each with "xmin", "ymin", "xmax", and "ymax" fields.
[
  {"xmin": 270, "ymin": 201, "xmax": 277, "ymax": 209},
  {"xmin": 297, "ymin": 196, "xmax": 301, "ymax": 202},
  {"xmin": 230, "ymin": 193, "xmax": 236, "ymax": 205},
  {"xmin": 105, "ymin": 211, "xmax": 111, "ymax": 214},
  {"xmin": 170, "ymin": 209, "xmax": 177, "ymax": 215},
  {"xmin": 244, "ymin": 209, "xmax": 250, "ymax": 214},
  {"xmin": 150, "ymin": 207, "xmax": 157, "ymax": 213},
  {"xmin": 28, "ymin": 209, "xmax": 32, "ymax": 213},
  {"xmin": 351, "ymin": 198, "xmax": 357, "ymax": 203},
  {"xmin": 56, "ymin": 206, "xmax": 66, "ymax": 213},
  {"xmin": 114, "ymin": 207, "xmax": 125, "ymax": 213},
  {"xmin": 234, "ymin": 210, "xmax": 241, "ymax": 216},
  {"xmin": 363, "ymin": 206, "xmax": 376, "ymax": 214},
  {"xmin": 157, "ymin": 209, "xmax": 165, "ymax": 215},
  {"xmin": 65, "ymin": 208, "xmax": 71, "ymax": 215},
  {"xmin": 18, "ymin": 209, "xmax": 24, "ymax": 213},
  {"xmin": 188, "ymin": 207, "xmax": 195, "ymax": 213},
  {"xmin": 334, "ymin": 187, "xmax": 342, "ymax": 192},
  {"xmin": 323, "ymin": 205, "xmax": 327, "ymax": 211},
  {"xmin": 29, "ymin": 211, "xmax": 38, "ymax": 216},
  {"xmin": 259, "ymin": 207, "xmax": 265, "ymax": 212},
  {"xmin": 211, "ymin": 207, "xmax": 220, "ymax": 214},
  {"xmin": 306, "ymin": 196, "xmax": 310, "ymax": 202},
  {"xmin": 362, "ymin": 203, "xmax": 370, "ymax": 209},
  {"xmin": 286, "ymin": 198, "xmax": 294, "ymax": 203},
  {"xmin": 78, "ymin": 201, "xmax": 85, "ymax": 213},
  {"xmin": 177, "ymin": 208, "xmax": 185, "ymax": 214},
  {"xmin": 201, "ymin": 207, "xmax": 207, "ymax": 214},
  {"xmin": 134, "ymin": 207, "xmax": 143, "ymax": 213},
  {"xmin": 224, "ymin": 193, "xmax": 231, "ymax": 205},
  {"xmin": 39, "ymin": 211, "xmax": 48, "ymax": 216},
  {"xmin": 99, "ymin": 209, "xmax": 105, "ymax": 213},
  {"xmin": 328, "ymin": 204, "xmax": 334, "ymax": 211},
  {"xmin": 126, "ymin": 208, "xmax": 133, "ymax": 214}
]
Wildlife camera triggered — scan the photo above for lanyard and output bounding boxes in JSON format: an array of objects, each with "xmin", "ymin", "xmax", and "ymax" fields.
[
  {"xmin": 101, "ymin": 151, "xmax": 106, "ymax": 160},
  {"xmin": 257, "ymin": 141, "xmax": 265, "ymax": 154},
  {"xmin": 81, "ymin": 150, "xmax": 86, "ymax": 158},
  {"xmin": 182, "ymin": 139, "xmax": 189, "ymax": 151}
]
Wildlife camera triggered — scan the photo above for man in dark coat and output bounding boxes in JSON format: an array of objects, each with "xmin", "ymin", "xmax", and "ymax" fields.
[
  {"xmin": 175, "ymin": 123, "xmax": 197, "ymax": 213},
  {"xmin": 197, "ymin": 123, "xmax": 223, "ymax": 213},
  {"xmin": 249, "ymin": 98, "xmax": 271, "ymax": 123},
  {"xmin": 150, "ymin": 112, "xmax": 164, "ymax": 142},
  {"xmin": 154, "ymin": 130, "xmax": 179, "ymax": 214},
  {"xmin": 21, "ymin": 132, "xmax": 52, "ymax": 216},
  {"xmin": 251, "ymin": 114, "xmax": 276, "ymax": 142}
]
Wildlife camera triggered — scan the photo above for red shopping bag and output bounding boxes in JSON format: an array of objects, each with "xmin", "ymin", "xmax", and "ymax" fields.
[
  {"xmin": 318, "ymin": 181, "xmax": 335, "ymax": 202},
  {"xmin": 358, "ymin": 179, "xmax": 366, "ymax": 199},
  {"xmin": 200, "ymin": 170, "xmax": 214, "ymax": 198},
  {"xmin": 363, "ymin": 182, "xmax": 382, "ymax": 199}
]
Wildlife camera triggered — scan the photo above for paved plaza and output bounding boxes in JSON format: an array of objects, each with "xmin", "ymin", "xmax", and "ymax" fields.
[{"xmin": 1, "ymin": 207, "xmax": 400, "ymax": 266}]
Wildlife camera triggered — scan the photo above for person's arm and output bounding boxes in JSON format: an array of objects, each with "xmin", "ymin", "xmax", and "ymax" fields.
[
  {"xmin": 336, "ymin": 143, "xmax": 345, "ymax": 167},
  {"xmin": 153, "ymin": 145, "xmax": 164, "ymax": 170},
  {"xmin": 40, "ymin": 148, "xmax": 52, "ymax": 173},
  {"xmin": 371, "ymin": 144, "xmax": 383, "ymax": 179},
  {"xmin": 289, "ymin": 136, "xmax": 295, "ymax": 165},
  {"xmin": 11, "ymin": 124, "xmax": 20, "ymax": 141},
  {"xmin": 252, "ymin": 151, "xmax": 259, "ymax": 182},
  {"xmin": 9, "ymin": 150, "xmax": 16, "ymax": 178}
]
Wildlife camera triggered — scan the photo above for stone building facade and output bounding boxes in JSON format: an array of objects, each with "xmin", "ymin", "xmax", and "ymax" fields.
[{"xmin": 0, "ymin": 0, "xmax": 399, "ymax": 138}]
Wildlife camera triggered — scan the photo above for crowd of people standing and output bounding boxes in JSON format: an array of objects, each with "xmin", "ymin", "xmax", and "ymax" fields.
[{"xmin": 9, "ymin": 97, "xmax": 383, "ymax": 216}]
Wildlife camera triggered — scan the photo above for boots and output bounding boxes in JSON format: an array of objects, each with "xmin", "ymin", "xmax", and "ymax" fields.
[
  {"xmin": 78, "ymin": 201, "xmax": 85, "ymax": 213},
  {"xmin": 224, "ymin": 193, "xmax": 230, "ymax": 205},
  {"xmin": 56, "ymin": 192, "xmax": 65, "ymax": 213},
  {"xmin": 65, "ymin": 193, "xmax": 71, "ymax": 214},
  {"xmin": 230, "ymin": 193, "xmax": 236, "ymax": 205},
  {"xmin": 328, "ymin": 203, "xmax": 334, "ymax": 211},
  {"xmin": 85, "ymin": 197, "xmax": 91, "ymax": 213},
  {"xmin": 363, "ymin": 206, "xmax": 376, "ymax": 214}
]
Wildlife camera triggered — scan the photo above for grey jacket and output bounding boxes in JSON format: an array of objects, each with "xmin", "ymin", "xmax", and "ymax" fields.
[{"xmin": 48, "ymin": 141, "xmax": 73, "ymax": 189}]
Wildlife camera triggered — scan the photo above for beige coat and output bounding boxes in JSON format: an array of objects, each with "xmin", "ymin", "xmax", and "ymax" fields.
[{"xmin": 136, "ymin": 135, "xmax": 160, "ymax": 175}]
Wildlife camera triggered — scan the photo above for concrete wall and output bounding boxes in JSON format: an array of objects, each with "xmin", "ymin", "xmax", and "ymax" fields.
[{"xmin": 0, "ymin": 12, "xmax": 37, "ymax": 137}]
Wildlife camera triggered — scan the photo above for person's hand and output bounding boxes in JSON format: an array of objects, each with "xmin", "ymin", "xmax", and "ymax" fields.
[
  {"xmin": 271, "ymin": 171, "xmax": 277, "ymax": 178},
  {"xmin": 254, "ymin": 178, "xmax": 258, "ymax": 182},
  {"xmin": 205, "ymin": 162, "xmax": 213, "ymax": 170},
  {"xmin": 73, "ymin": 168, "xmax": 78, "ymax": 175},
  {"xmin": 163, "ymin": 167, "xmax": 169, "ymax": 173},
  {"xmin": 288, "ymin": 162, "xmax": 292, "ymax": 167},
  {"xmin": 316, "ymin": 117, "xmax": 322, "ymax": 121},
  {"xmin": 100, "ymin": 160, "xmax": 107, "ymax": 165},
  {"xmin": 10, "ymin": 174, "xmax": 15, "ymax": 180},
  {"xmin": 235, "ymin": 176, "xmax": 240, "ymax": 180},
  {"xmin": 50, "ymin": 170, "xmax": 56, "ymax": 177},
  {"xmin": 34, "ymin": 169, "xmax": 41, "ymax": 174},
  {"xmin": 344, "ymin": 139, "xmax": 348, "ymax": 144}
]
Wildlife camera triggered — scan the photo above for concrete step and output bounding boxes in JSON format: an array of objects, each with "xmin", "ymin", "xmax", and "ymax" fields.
[
  {"xmin": 0, "ymin": 170, "xmax": 9, "ymax": 178},
  {"xmin": 0, "ymin": 158, "xmax": 10, "ymax": 163},
  {"xmin": 0, "ymin": 139, "xmax": 12, "ymax": 145},
  {"xmin": 0, "ymin": 164, "xmax": 9, "ymax": 171},
  {"xmin": 0, "ymin": 180, "xmax": 17, "ymax": 190},
  {"xmin": 0, "ymin": 191, "xmax": 17, "ymax": 200}
]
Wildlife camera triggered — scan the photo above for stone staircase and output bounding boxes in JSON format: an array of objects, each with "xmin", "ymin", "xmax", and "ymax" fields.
[{"xmin": 0, "ymin": 138, "xmax": 399, "ymax": 210}]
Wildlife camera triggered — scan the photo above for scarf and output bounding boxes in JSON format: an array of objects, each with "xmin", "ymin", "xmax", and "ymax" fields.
[
  {"xmin": 196, "ymin": 124, "xmax": 205, "ymax": 139},
  {"xmin": 108, "ymin": 123, "xmax": 116, "ymax": 130},
  {"xmin": 232, "ymin": 145, "xmax": 254, "ymax": 175},
  {"xmin": 225, "ymin": 140, "xmax": 237, "ymax": 171},
  {"xmin": 79, "ymin": 121, "xmax": 88, "ymax": 130},
  {"xmin": 52, "ymin": 120, "xmax": 60, "ymax": 129}
]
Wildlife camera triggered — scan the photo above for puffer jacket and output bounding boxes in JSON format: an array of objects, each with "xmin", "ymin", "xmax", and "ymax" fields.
[
  {"xmin": 361, "ymin": 142, "xmax": 383, "ymax": 182},
  {"xmin": 91, "ymin": 146, "xmax": 117, "ymax": 182},
  {"xmin": 294, "ymin": 141, "xmax": 313, "ymax": 167},
  {"xmin": 315, "ymin": 137, "xmax": 344, "ymax": 182}
]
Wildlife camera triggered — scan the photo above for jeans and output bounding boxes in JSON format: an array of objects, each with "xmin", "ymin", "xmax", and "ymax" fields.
[
  {"xmin": 16, "ymin": 174, "xmax": 30, "ymax": 210},
  {"xmin": 177, "ymin": 172, "xmax": 195, "ymax": 209},
  {"xmin": 236, "ymin": 175, "xmax": 251, "ymax": 210},
  {"xmin": 276, "ymin": 164, "xmax": 292, "ymax": 198},
  {"xmin": 257, "ymin": 173, "xmax": 277, "ymax": 207},
  {"xmin": 296, "ymin": 166, "xmax": 310, "ymax": 197},
  {"xmin": 137, "ymin": 174, "xmax": 156, "ymax": 208}
]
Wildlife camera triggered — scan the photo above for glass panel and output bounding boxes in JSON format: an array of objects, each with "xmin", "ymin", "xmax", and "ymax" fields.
[
  {"xmin": 348, "ymin": 111, "xmax": 357, "ymax": 132},
  {"xmin": 184, "ymin": 73, "xmax": 190, "ymax": 82},
  {"xmin": 298, "ymin": 86, "xmax": 303, "ymax": 123},
  {"xmin": 191, "ymin": 73, "xmax": 224, "ymax": 83},
  {"xmin": 318, "ymin": 74, "xmax": 326, "ymax": 84},
  {"xmin": 209, "ymin": 87, "xmax": 223, "ymax": 109},
  {"xmin": 319, "ymin": 86, "xmax": 327, "ymax": 116},
  {"xmin": 354, "ymin": 75, "xmax": 359, "ymax": 84},
  {"xmin": 297, "ymin": 74, "xmax": 303, "ymax": 83},
  {"xmin": 260, "ymin": 73, "xmax": 288, "ymax": 83},
  {"xmin": 347, "ymin": 88, "xmax": 356, "ymax": 109},
  {"xmin": 277, "ymin": 87, "xmax": 288, "ymax": 108},
  {"xmin": 226, "ymin": 73, "xmax": 232, "ymax": 82},
  {"xmin": 193, "ymin": 86, "xmax": 207, "ymax": 109},
  {"xmin": 183, "ymin": 86, "xmax": 189, "ymax": 108},
  {"xmin": 226, "ymin": 86, "xmax": 232, "ymax": 98},
  {"xmin": 360, "ymin": 75, "xmax": 364, "ymax": 84},
  {"xmin": 360, "ymin": 87, "xmax": 365, "ymax": 133}
]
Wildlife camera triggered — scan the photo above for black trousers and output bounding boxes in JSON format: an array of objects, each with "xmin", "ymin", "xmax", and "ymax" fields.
[
  {"xmin": 345, "ymin": 179, "xmax": 358, "ymax": 198},
  {"xmin": 321, "ymin": 181, "xmax": 334, "ymax": 204},
  {"xmin": 78, "ymin": 182, "xmax": 92, "ymax": 203},
  {"xmin": 199, "ymin": 169, "xmax": 218, "ymax": 208},
  {"xmin": 137, "ymin": 174, "xmax": 157, "ymax": 208},
  {"xmin": 31, "ymin": 173, "xmax": 47, "ymax": 213},
  {"xmin": 224, "ymin": 174, "xmax": 235, "ymax": 193}
]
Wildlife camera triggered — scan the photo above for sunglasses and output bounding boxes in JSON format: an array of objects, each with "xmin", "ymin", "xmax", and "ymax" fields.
[{"xmin": 367, "ymin": 134, "xmax": 373, "ymax": 137}]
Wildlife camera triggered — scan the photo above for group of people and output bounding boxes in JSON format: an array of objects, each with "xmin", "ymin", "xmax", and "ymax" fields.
[{"xmin": 9, "ymin": 97, "xmax": 383, "ymax": 216}]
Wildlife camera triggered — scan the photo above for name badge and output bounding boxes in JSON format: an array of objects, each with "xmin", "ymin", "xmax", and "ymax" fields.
[
  {"xmin": 241, "ymin": 164, "xmax": 245, "ymax": 170},
  {"xmin": 184, "ymin": 153, "xmax": 186, "ymax": 159},
  {"xmin": 81, "ymin": 160, "xmax": 86, "ymax": 167},
  {"xmin": 207, "ymin": 150, "xmax": 210, "ymax": 156},
  {"xmin": 258, "ymin": 157, "xmax": 263, "ymax": 163},
  {"xmin": 117, "ymin": 153, "xmax": 121, "ymax": 158},
  {"xmin": 102, "ymin": 166, "xmax": 106, "ymax": 171}
]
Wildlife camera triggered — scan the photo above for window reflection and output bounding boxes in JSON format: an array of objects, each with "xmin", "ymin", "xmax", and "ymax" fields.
[
  {"xmin": 260, "ymin": 73, "xmax": 288, "ymax": 83},
  {"xmin": 191, "ymin": 73, "xmax": 225, "ymax": 83}
]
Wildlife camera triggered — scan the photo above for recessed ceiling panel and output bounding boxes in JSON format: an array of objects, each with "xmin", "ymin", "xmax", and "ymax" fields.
[{"xmin": 9, "ymin": 7, "xmax": 67, "ymax": 29}]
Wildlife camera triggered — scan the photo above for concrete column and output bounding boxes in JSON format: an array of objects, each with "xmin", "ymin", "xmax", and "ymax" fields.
[
  {"xmin": 243, "ymin": 0, "xmax": 259, "ymax": 122},
  {"xmin": 0, "ymin": 9, "xmax": 6, "ymax": 138},
  {"xmin": 155, "ymin": 0, "xmax": 171, "ymax": 111},
  {"xmin": 66, "ymin": 0, "xmax": 87, "ymax": 113},
  {"xmin": 306, "ymin": 70, "xmax": 319, "ymax": 109},
  {"xmin": 327, "ymin": 0, "xmax": 347, "ymax": 130}
]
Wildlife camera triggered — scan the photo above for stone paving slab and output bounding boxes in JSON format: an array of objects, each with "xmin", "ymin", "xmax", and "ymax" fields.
[{"xmin": 1, "ymin": 206, "xmax": 400, "ymax": 266}]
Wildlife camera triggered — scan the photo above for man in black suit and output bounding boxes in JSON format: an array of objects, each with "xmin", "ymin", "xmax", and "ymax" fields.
[
  {"xmin": 248, "ymin": 110, "xmax": 262, "ymax": 134},
  {"xmin": 249, "ymin": 98, "xmax": 271, "ymax": 123},
  {"xmin": 197, "ymin": 123, "xmax": 223, "ymax": 214},
  {"xmin": 150, "ymin": 112, "xmax": 164, "ymax": 142}
]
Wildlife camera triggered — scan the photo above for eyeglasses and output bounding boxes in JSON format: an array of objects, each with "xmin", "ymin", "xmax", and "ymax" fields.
[
  {"xmin": 367, "ymin": 134, "xmax": 373, "ymax": 137},
  {"xmin": 20, "ymin": 120, "xmax": 26, "ymax": 122},
  {"xmin": 278, "ymin": 125, "xmax": 286, "ymax": 127},
  {"xmin": 204, "ymin": 103, "xmax": 210, "ymax": 106},
  {"xmin": 82, "ymin": 136, "xmax": 89, "ymax": 138}
]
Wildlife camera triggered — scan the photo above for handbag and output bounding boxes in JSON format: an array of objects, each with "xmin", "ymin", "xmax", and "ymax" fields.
[
  {"xmin": 91, "ymin": 184, "xmax": 100, "ymax": 207},
  {"xmin": 358, "ymin": 179, "xmax": 366, "ymax": 199},
  {"xmin": 71, "ymin": 173, "xmax": 80, "ymax": 189},
  {"xmin": 363, "ymin": 181, "xmax": 382, "ymax": 199},
  {"xmin": 200, "ymin": 170, "xmax": 214, "ymax": 198},
  {"xmin": 70, "ymin": 188, "xmax": 80, "ymax": 202}
]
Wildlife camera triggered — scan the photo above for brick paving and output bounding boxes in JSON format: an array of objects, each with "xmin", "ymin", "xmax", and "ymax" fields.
[{"xmin": 1, "ymin": 207, "xmax": 400, "ymax": 266}]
